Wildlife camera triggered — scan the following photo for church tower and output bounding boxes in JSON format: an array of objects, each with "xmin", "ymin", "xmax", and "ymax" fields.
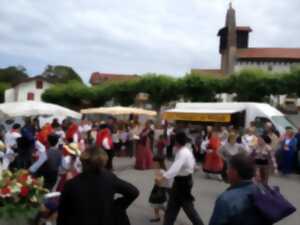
[{"xmin": 218, "ymin": 3, "xmax": 237, "ymax": 75}]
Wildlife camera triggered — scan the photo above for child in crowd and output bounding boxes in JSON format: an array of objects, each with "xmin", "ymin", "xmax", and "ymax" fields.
[{"xmin": 149, "ymin": 156, "xmax": 172, "ymax": 223}]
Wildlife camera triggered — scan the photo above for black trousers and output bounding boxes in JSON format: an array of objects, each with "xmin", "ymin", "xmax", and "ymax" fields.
[
  {"xmin": 163, "ymin": 198, "xmax": 204, "ymax": 225},
  {"xmin": 166, "ymin": 145, "xmax": 173, "ymax": 159},
  {"xmin": 105, "ymin": 149, "xmax": 115, "ymax": 170},
  {"xmin": 163, "ymin": 176, "xmax": 204, "ymax": 225}
]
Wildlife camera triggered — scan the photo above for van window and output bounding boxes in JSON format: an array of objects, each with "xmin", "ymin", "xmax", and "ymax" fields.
[
  {"xmin": 254, "ymin": 117, "xmax": 271, "ymax": 135},
  {"xmin": 271, "ymin": 116, "xmax": 296, "ymax": 131}
]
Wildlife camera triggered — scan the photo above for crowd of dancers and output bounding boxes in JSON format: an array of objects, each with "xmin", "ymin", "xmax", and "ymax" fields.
[{"xmin": 0, "ymin": 117, "xmax": 299, "ymax": 225}]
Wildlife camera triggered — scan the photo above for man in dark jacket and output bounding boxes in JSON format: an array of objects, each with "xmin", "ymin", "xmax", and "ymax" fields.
[
  {"xmin": 57, "ymin": 147, "xmax": 139, "ymax": 225},
  {"xmin": 209, "ymin": 153, "xmax": 271, "ymax": 225},
  {"xmin": 35, "ymin": 134, "xmax": 62, "ymax": 190}
]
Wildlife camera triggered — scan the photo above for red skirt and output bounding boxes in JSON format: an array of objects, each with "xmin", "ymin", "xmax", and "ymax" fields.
[
  {"xmin": 135, "ymin": 144, "xmax": 153, "ymax": 170},
  {"xmin": 203, "ymin": 152, "xmax": 224, "ymax": 173}
]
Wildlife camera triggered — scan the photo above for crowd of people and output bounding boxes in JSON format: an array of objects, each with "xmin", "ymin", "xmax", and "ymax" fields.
[{"xmin": 0, "ymin": 116, "xmax": 299, "ymax": 225}]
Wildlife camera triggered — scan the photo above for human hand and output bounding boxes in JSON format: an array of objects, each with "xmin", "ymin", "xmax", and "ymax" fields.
[{"xmin": 155, "ymin": 175, "xmax": 164, "ymax": 186}]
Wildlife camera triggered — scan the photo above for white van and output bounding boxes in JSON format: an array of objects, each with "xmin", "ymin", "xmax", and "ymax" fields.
[{"xmin": 163, "ymin": 102, "xmax": 296, "ymax": 135}]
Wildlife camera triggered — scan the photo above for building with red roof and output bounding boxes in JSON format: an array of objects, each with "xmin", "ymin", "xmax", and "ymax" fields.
[
  {"xmin": 89, "ymin": 72, "xmax": 139, "ymax": 86},
  {"xmin": 192, "ymin": 3, "xmax": 300, "ymax": 76}
]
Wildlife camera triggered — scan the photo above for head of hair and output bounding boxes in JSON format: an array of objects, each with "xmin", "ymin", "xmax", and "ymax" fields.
[
  {"xmin": 153, "ymin": 155, "xmax": 166, "ymax": 170},
  {"xmin": 260, "ymin": 134, "xmax": 272, "ymax": 144},
  {"xmin": 52, "ymin": 119, "xmax": 60, "ymax": 129},
  {"xmin": 228, "ymin": 132, "xmax": 237, "ymax": 142},
  {"xmin": 12, "ymin": 123, "xmax": 21, "ymax": 130},
  {"xmin": 66, "ymin": 137, "xmax": 74, "ymax": 144},
  {"xmin": 175, "ymin": 131, "xmax": 188, "ymax": 146},
  {"xmin": 48, "ymin": 134, "xmax": 59, "ymax": 147},
  {"xmin": 80, "ymin": 146, "xmax": 108, "ymax": 173},
  {"xmin": 24, "ymin": 117, "xmax": 32, "ymax": 126},
  {"xmin": 229, "ymin": 153, "xmax": 255, "ymax": 180},
  {"xmin": 99, "ymin": 123, "xmax": 107, "ymax": 130}
]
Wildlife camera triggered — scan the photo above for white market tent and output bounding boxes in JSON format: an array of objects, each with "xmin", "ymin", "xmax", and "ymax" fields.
[
  {"xmin": 81, "ymin": 106, "xmax": 157, "ymax": 117},
  {"xmin": 0, "ymin": 101, "xmax": 81, "ymax": 119}
]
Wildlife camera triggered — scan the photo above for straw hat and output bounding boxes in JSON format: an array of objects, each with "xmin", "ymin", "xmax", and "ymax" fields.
[
  {"xmin": 64, "ymin": 143, "xmax": 81, "ymax": 156},
  {"xmin": 0, "ymin": 140, "xmax": 6, "ymax": 151}
]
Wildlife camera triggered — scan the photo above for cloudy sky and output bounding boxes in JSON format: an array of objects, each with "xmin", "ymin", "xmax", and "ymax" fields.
[{"xmin": 0, "ymin": 0, "xmax": 299, "ymax": 83}]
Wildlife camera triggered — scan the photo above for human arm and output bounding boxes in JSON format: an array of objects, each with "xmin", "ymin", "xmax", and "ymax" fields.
[
  {"xmin": 29, "ymin": 141, "xmax": 47, "ymax": 173},
  {"xmin": 114, "ymin": 176, "xmax": 139, "ymax": 209},
  {"xmin": 102, "ymin": 137, "xmax": 111, "ymax": 150},
  {"xmin": 219, "ymin": 145, "xmax": 227, "ymax": 159},
  {"xmin": 162, "ymin": 152, "xmax": 185, "ymax": 180}
]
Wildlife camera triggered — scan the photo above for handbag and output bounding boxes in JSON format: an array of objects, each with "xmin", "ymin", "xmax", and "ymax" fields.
[
  {"xmin": 149, "ymin": 185, "xmax": 167, "ymax": 204},
  {"xmin": 251, "ymin": 184, "xmax": 296, "ymax": 223}
]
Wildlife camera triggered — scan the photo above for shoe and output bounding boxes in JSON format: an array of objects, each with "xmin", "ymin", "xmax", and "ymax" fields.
[{"xmin": 150, "ymin": 218, "xmax": 161, "ymax": 223}]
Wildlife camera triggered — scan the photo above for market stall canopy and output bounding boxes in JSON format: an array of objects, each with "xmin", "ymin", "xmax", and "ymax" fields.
[
  {"xmin": 0, "ymin": 101, "xmax": 81, "ymax": 119},
  {"xmin": 81, "ymin": 106, "xmax": 157, "ymax": 117},
  {"xmin": 163, "ymin": 103, "xmax": 245, "ymax": 122}
]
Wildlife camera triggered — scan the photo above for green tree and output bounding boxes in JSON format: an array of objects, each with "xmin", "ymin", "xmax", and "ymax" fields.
[
  {"xmin": 42, "ymin": 65, "xmax": 83, "ymax": 83},
  {"xmin": 0, "ymin": 66, "xmax": 28, "ymax": 84},
  {"xmin": 42, "ymin": 81, "xmax": 93, "ymax": 109},
  {"xmin": 181, "ymin": 74, "xmax": 219, "ymax": 102},
  {"xmin": 228, "ymin": 69, "xmax": 274, "ymax": 102},
  {"xmin": 0, "ymin": 83, "xmax": 10, "ymax": 103},
  {"xmin": 284, "ymin": 68, "xmax": 300, "ymax": 96},
  {"xmin": 109, "ymin": 80, "xmax": 140, "ymax": 106},
  {"xmin": 137, "ymin": 74, "xmax": 180, "ymax": 110},
  {"xmin": 91, "ymin": 83, "xmax": 115, "ymax": 107}
]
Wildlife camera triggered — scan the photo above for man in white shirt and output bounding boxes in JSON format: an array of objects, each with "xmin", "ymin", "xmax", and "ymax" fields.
[
  {"xmin": 156, "ymin": 132, "xmax": 204, "ymax": 225},
  {"xmin": 4, "ymin": 124, "xmax": 21, "ymax": 153},
  {"xmin": 3, "ymin": 124, "xmax": 22, "ymax": 169}
]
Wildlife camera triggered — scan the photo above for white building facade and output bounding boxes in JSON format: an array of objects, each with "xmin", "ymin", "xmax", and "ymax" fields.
[
  {"xmin": 5, "ymin": 77, "xmax": 52, "ymax": 102},
  {"xmin": 234, "ymin": 61, "xmax": 300, "ymax": 73}
]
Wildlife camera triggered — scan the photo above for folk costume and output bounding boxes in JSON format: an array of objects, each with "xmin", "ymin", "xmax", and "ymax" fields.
[
  {"xmin": 135, "ymin": 128, "xmax": 153, "ymax": 170},
  {"xmin": 203, "ymin": 136, "xmax": 224, "ymax": 174},
  {"xmin": 96, "ymin": 126, "xmax": 114, "ymax": 170},
  {"xmin": 54, "ymin": 143, "xmax": 81, "ymax": 192}
]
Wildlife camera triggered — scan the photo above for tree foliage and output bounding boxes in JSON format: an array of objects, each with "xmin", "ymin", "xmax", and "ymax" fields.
[
  {"xmin": 0, "ymin": 83, "xmax": 10, "ymax": 103},
  {"xmin": 180, "ymin": 74, "xmax": 221, "ymax": 102},
  {"xmin": 42, "ymin": 68, "xmax": 300, "ymax": 110},
  {"xmin": 42, "ymin": 81, "xmax": 93, "ymax": 110},
  {"xmin": 42, "ymin": 65, "xmax": 83, "ymax": 83},
  {"xmin": 137, "ymin": 74, "xmax": 179, "ymax": 109},
  {"xmin": 0, "ymin": 66, "xmax": 28, "ymax": 84}
]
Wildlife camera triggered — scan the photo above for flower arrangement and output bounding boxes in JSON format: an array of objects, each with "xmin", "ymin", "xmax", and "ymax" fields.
[{"xmin": 0, "ymin": 169, "xmax": 48, "ymax": 219}]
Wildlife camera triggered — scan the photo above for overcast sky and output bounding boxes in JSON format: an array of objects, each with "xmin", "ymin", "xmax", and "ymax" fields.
[{"xmin": 0, "ymin": 0, "xmax": 299, "ymax": 82}]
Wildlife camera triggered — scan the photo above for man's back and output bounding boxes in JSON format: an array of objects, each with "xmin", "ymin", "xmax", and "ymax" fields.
[
  {"xmin": 46, "ymin": 147, "xmax": 62, "ymax": 173},
  {"xmin": 209, "ymin": 181, "xmax": 269, "ymax": 225},
  {"xmin": 57, "ymin": 169, "xmax": 139, "ymax": 225}
]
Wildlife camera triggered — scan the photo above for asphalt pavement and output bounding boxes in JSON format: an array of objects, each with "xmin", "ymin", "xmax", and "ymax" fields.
[{"xmin": 114, "ymin": 157, "xmax": 300, "ymax": 225}]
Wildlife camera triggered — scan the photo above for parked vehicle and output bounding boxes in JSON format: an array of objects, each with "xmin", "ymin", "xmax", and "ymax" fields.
[{"xmin": 163, "ymin": 102, "xmax": 296, "ymax": 135}]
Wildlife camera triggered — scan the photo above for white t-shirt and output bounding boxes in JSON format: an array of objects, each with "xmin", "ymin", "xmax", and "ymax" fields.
[
  {"xmin": 4, "ymin": 131, "xmax": 21, "ymax": 153},
  {"xmin": 163, "ymin": 145, "xmax": 196, "ymax": 179}
]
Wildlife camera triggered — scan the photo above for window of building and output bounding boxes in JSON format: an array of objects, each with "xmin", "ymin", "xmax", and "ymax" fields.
[
  {"xmin": 36, "ymin": 80, "xmax": 43, "ymax": 89},
  {"xmin": 268, "ymin": 65, "xmax": 273, "ymax": 71},
  {"xmin": 27, "ymin": 92, "xmax": 35, "ymax": 101}
]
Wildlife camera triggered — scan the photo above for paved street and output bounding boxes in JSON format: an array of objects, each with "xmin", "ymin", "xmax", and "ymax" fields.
[{"xmin": 114, "ymin": 157, "xmax": 300, "ymax": 225}]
